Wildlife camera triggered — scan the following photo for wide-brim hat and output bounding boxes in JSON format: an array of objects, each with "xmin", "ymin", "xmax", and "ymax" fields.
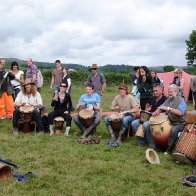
[
  {"xmin": 22, "ymin": 78, "xmax": 35, "ymax": 86},
  {"xmin": 145, "ymin": 148, "xmax": 160, "ymax": 164},
  {"xmin": 91, "ymin": 64, "xmax": 98, "ymax": 69},
  {"xmin": 118, "ymin": 83, "xmax": 128, "ymax": 91}
]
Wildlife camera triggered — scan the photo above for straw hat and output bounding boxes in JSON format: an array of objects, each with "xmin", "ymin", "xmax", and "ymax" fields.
[{"xmin": 145, "ymin": 148, "xmax": 160, "ymax": 164}]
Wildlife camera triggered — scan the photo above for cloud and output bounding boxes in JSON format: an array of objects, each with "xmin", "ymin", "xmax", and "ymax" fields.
[{"xmin": 0, "ymin": 0, "xmax": 195, "ymax": 66}]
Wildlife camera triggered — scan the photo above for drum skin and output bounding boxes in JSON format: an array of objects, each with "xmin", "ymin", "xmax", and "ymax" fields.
[
  {"xmin": 150, "ymin": 114, "xmax": 172, "ymax": 151},
  {"xmin": 79, "ymin": 109, "xmax": 95, "ymax": 128}
]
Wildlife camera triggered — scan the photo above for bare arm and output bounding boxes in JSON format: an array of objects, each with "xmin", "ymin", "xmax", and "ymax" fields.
[{"xmin": 50, "ymin": 76, "xmax": 54, "ymax": 89}]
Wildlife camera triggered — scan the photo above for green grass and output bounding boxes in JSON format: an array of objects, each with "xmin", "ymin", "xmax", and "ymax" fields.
[{"xmin": 0, "ymin": 85, "xmax": 195, "ymax": 196}]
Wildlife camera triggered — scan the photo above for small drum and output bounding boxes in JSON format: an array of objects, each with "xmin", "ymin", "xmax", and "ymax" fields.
[
  {"xmin": 135, "ymin": 124, "xmax": 145, "ymax": 138},
  {"xmin": 108, "ymin": 113, "xmax": 123, "ymax": 132},
  {"xmin": 0, "ymin": 163, "xmax": 12, "ymax": 180},
  {"xmin": 150, "ymin": 113, "xmax": 172, "ymax": 151},
  {"xmin": 140, "ymin": 110, "xmax": 152, "ymax": 124},
  {"xmin": 19, "ymin": 105, "xmax": 35, "ymax": 133},
  {"xmin": 173, "ymin": 124, "xmax": 196, "ymax": 164},
  {"xmin": 19, "ymin": 105, "xmax": 34, "ymax": 122},
  {"xmin": 54, "ymin": 117, "xmax": 64, "ymax": 135},
  {"xmin": 79, "ymin": 109, "xmax": 95, "ymax": 128}
]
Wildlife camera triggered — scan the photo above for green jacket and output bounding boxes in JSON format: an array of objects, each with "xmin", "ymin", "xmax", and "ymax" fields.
[{"xmin": 137, "ymin": 80, "xmax": 153, "ymax": 99}]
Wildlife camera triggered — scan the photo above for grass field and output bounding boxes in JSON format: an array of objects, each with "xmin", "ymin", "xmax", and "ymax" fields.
[{"xmin": 0, "ymin": 85, "xmax": 195, "ymax": 196}]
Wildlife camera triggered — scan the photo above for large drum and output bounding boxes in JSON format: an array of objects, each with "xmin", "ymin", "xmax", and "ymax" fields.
[
  {"xmin": 54, "ymin": 116, "xmax": 64, "ymax": 135},
  {"xmin": 150, "ymin": 113, "xmax": 172, "ymax": 151},
  {"xmin": 108, "ymin": 113, "xmax": 123, "ymax": 132},
  {"xmin": 19, "ymin": 105, "xmax": 35, "ymax": 133},
  {"xmin": 173, "ymin": 124, "xmax": 196, "ymax": 164},
  {"xmin": 79, "ymin": 109, "xmax": 95, "ymax": 128}
]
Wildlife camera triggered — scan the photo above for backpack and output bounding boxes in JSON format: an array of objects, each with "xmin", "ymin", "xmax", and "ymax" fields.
[{"xmin": 36, "ymin": 69, "xmax": 43, "ymax": 88}]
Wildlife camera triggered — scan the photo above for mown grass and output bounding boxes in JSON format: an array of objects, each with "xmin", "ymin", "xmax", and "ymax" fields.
[{"xmin": 0, "ymin": 85, "xmax": 195, "ymax": 196}]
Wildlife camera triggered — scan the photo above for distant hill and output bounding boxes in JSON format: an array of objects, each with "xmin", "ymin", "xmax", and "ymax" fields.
[{"xmin": 4, "ymin": 57, "xmax": 193, "ymax": 73}]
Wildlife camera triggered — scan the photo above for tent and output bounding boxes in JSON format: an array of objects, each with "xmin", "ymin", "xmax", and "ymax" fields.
[{"xmin": 157, "ymin": 70, "xmax": 194, "ymax": 101}]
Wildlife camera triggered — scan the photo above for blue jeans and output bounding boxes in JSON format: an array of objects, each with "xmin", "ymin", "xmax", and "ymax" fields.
[
  {"xmin": 131, "ymin": 119, "xmax": 152, "ymax": 145},
  {"xmin": 104, "ymin": 115, "xmax": 135, "ymax": 129}
]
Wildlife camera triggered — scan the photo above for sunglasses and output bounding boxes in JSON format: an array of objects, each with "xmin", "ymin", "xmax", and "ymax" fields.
[
  {"xmin": 91, "ymin": 68, "xmax": 97, "ymax": 70},
  {"xmin": 60, "ymin": 85, "xmax": 67, "ymax": 88}
]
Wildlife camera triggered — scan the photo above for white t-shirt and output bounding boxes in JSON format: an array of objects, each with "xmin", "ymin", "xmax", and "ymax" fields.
[
  {"xmin": 15, "ymin": 91, "xmax": 43, "ymax": 106},
  {"xmin": 11, "ymin": 70, "xmax": 24, "ymax": 89}
]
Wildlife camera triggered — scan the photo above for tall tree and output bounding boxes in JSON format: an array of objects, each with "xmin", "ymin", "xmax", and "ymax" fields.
[{"xmin": 185, "ymin": 30, "xmax": 196, "ymax": 66}]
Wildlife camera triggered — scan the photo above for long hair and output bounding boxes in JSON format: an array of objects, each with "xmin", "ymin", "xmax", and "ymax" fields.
[
  {"xmin": 21, "ymin": 84, "xmax": 37, "ymax": 96},
  {"xmin": 138, "ymin": 66, "xmax": 152, "ymax": 83}
]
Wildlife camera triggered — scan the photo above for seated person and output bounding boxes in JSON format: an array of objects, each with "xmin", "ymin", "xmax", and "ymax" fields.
[
  {"xmin": 48, "ymin": 82, "xmax": 72, "ymax": 136},
  {"xmin": 104, "ymin": 84, "xmax": 139, "ymax": 147},
  {"xmin": 153, "ymin": 84, "xmax": 187, "ymax": 154},
  {"xmin": 12, "ymin": 79, "xmax": 44, "ymax": 135},
  {"xmin": 74, "ymin": 83, "xmax": 101, "ymax": 140},
  {"xmin": 131, "ymin": 84, "xmax": 167, "ymax": 148}
]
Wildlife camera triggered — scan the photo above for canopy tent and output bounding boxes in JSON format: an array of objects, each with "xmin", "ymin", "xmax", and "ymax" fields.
[{"xmin": 157, "ymin": 70, "xmax": 194, "ymax": 101}]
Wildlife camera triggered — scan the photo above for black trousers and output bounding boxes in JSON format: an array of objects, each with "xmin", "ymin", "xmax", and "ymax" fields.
[{"xmin": 48, "ymin": 110, "xmax": 72, "ymax": 127}]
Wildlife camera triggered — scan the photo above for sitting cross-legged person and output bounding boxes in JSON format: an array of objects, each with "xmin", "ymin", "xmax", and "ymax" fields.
[
  {"xmin": 74, "ymin": 83, "xmax": 101, "ymax": 141},
  {"xmin": 48, "ymin": 82, "xmax": 72, "ymax": 136},
  {"xmin": 12, "ymin": 79, "xmax": 44, "ymax": 135},
  {"xmin": 104, "ymin": 84, "xmax": 139, "ymax": 147},
  {"xmin": 131, "ymin": 83, "xmax": 167, "ymax": 148}
]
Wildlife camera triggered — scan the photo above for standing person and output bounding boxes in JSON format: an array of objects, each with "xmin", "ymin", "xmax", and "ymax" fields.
[
  {"xmin": 0, "ymin": 59, "xmax": 15, "ymax": 119},
  {"xmin": 48, "ymin": 82, "xmax": 72, "ymax": 136},
  {"xmin": 137, "ymin": 66, "xmax": 153, "ymax": 110},
  {"xmin": 131, "ymin": 84, "xmax": 167, "ymax": 148},
  {"xmin": 74, "ymin": 83, "xmax": 101, "ymax": 141},
  {"xmin": 153, "ymin": 84, "xmax": 187, "ymax": 154},
  {"xmin": 104, "ymin": 84, "xmax": 139, "ymax": 147},
  {"xmin": 13, "ymin": 79, "xmax": 44, "ymax": 135},
  {"xmin": 87, "ymin": 64, "xmax": 106, "ymax": 96},
  {"xmin": 26, "ymin": 58, "xmax": 41, "ymax": 93},
  {"xmin": 131, "ymin": 66, "xmax": 140, "ymax": 102},
  {"xmin": 10, "ymin": 61, "xmax": 24, "ymax": 100},
  {"xmin": 62, "ymin": 67, "xmax": 71, "ymax": 94},
  {"xmin": 172, "ymin": 68, "xmax": 185, "ymax": 98},
  {"xmin": 150, "ymin": 70, "xmax": 161, "ymax": 84},
  {"xmin": 191, "ymin": 76, "xmax": 196, "ymax": 110},
  {"xmin": 50, "ymin": 60, "xmax": 63, "ymax": 92}
]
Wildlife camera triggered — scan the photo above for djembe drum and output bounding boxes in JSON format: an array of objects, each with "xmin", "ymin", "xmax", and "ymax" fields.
[
  {"xmin": 19, "ymin": 105, "xmax": 35, "ymax": 133},
  {"xmin": 0, "ymin": 163, "xmax": 12, "ymax": 180},
  {"xmin": 53, "ymin": 117, "xmax": 64, "ymax": 135},
  {"xmin": 173, "ymin": 124, "xmax": 196, "ymax": 164},
  {"xmin": 79, "ymin": 109, "xmax": 95, "ymax": 128},
  {"xmin": 149, "ymin": 113, "xmax": 172, "ymax": 151},
  {"xmin": 108, "ymin": 113, "xmax": 123, "ymax": 138}
]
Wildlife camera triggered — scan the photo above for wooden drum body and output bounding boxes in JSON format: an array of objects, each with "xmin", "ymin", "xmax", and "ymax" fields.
[
  {"xmin": 150, "ymin": 113, "xmax": 172, "ymax": 151},
  {"xmin": 173, "ymin": 124, "xmax": 196, "ymax": 164},
  {"xmin": 108, "ymin": 113, "xmax": 123, "ymax": 138},
  {"xmin": 19, "ymin": 106, "xmax": 36, "ymax": 133},
  {"xmin": 54, "ymin": 117, "xmax": 64, "ymax": 135},
  {"xmin": 0, "ymin": 163, "xmax": 12, "ymax": 180},
  {"xmin": 79, "ymin": 109, "xmax": 95, "ymax": 128},
  {"xmin": 140, "ymin": 110, "xmax": 152, "ymax": 124}
]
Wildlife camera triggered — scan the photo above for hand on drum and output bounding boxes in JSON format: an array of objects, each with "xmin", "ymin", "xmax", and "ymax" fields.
[
  {"xmin": 145, "ymin": 103, "xmax": 152, "ymax": 111},
  {"xmin": 152, "ymin": 108, "xmax": 160, "ymax": 116},
  {"xmin": 158, "ymin": 106, "xmax": 168, "ymax": 111}
]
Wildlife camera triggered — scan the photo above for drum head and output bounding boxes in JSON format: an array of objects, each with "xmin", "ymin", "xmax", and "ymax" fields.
[
  {"xmin": 54, "ymin": 116, "xmax": 64, "ymax": 122},
  {"xmin": 20, "ymin": 105, "xmax": 34, "ymax": 113},
  {"xmin": 150, "ymin": 113, "xmax": 168, "ymax": 124},
  {"xmin": 79, "ymin": 109, "xmax": 94, "ymax": 119},
  {"xmin": 108, "ymin": 113, "xmax": 123, "ymax": 122},
  {"xmin": 173, "ymin": 152, "xmax": 193, "ymax": 164}
]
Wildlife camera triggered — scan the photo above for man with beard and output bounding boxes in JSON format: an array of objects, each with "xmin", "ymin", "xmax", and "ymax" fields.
[{"xmin": 153, "ymin": 84, "xmax": 187, "ymax": 154}]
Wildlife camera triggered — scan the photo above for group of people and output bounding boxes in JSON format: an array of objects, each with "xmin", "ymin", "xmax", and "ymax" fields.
[{"xmin": 0, "ymin": 58, "xmax": 195, "ymax": 155}]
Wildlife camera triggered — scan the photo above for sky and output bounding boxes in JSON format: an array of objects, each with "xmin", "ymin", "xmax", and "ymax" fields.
[{"xmin": 0, "ymin": 0, "xmax": 195, "ymax": 66}]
